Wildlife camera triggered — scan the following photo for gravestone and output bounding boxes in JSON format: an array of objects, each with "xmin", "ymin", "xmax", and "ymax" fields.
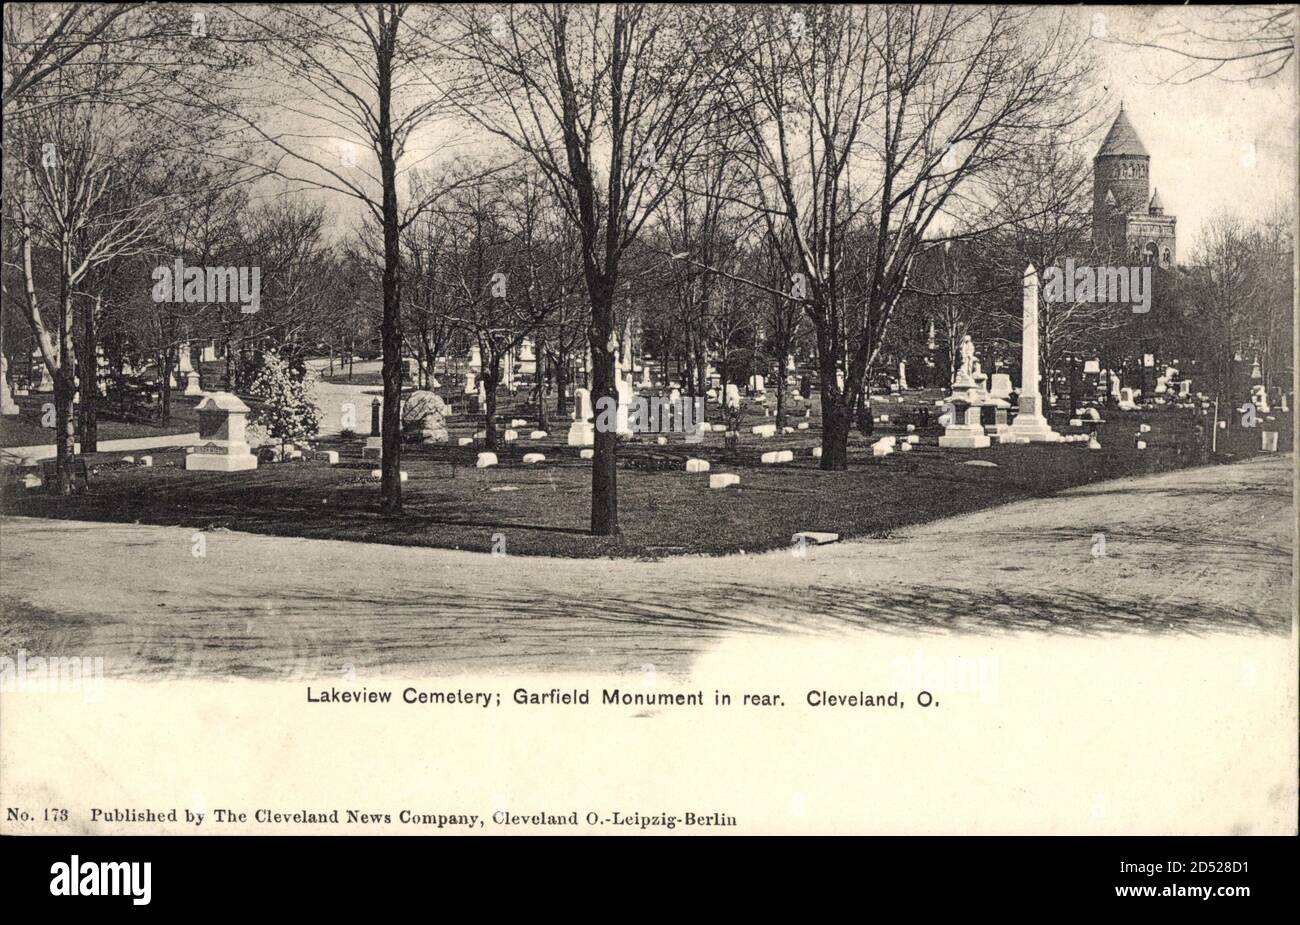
[
  {"xmin": 989, "ymin": 374, "xmax": 1013, "ymax": 402},
  {"xmin": 567, "ymin": 387, "xmax": 594, "ymax": 446},
  {"xmin": 185, "ymin": 392, "xmax": 258, "ymax": 471}
]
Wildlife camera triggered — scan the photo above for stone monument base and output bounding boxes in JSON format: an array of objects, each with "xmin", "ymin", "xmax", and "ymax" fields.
[
  {"xmin": 566, "ymin": 421, "xmax": 594, "ymax": 447},
  {"xmin": 186, "ymin": 441, "xmax": 258, "ymax": 472},
  {"xmin": 939, "ymin": 405, "xmax": 991, "ymax": 449},
  {"xmin": 985, "ymin": 407, "xmax": 1012, "ymax": 436},
  {"xmin": 939, "ymin": 426, "xmax": 991, "ymax": 449},
  {"xmin": 1007, "ymin": 413, "xmax": 1061, "ymax": 442},
  {"xmin": 1006, "ymin": 395, "xmax": 1061, "ymax": 442}
]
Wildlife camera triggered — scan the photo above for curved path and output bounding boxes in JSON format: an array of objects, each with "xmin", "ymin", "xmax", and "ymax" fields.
[
  {"xmin": 305, "ymin": 358, "xmax": 385, "ymax": 437},
  {"xmin": 1, "ymin": 455, "xmax": 1292, "ymax": 679}
]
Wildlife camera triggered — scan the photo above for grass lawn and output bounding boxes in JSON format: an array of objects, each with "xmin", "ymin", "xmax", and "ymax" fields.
[
  {"xmin": 3, "ymin": 387, "xmax": 1290, "ymax": 558},
  {"xmin": 0, "ymin": 392, "xmax": 207, "ymax": 448}
]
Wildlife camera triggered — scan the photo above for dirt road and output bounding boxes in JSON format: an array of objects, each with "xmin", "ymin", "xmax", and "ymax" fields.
[{"xmin": 1, "ymin": 455, "xmax": 1292, "ymax": 678}]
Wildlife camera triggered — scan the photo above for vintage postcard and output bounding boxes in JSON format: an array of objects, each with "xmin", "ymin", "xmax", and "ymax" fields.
[{"xmin": 0, "ymin": 2, "xmax": 1296, "ymax": 851}]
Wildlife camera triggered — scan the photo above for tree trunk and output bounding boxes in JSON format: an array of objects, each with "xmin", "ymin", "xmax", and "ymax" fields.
[
  {"xmin": 821, "ymin": 397, "xmax": 851, "ymax": 470},
  {"xmin": 54, "ymin": 281, "xmax": 77, "ymax": 494},
  {"xmin": 159, "ymin": 348, "xmax": 174, "ymax": 423},
  {"xmin": 535, "ymin": 328, "xmax": 548, "ymax": 431},
  {"xmin": 377, "ymin": 34, "xmax": 403, "ymax": 515},
  {"xmin": 53, "ymin": 370, "xmax": 77, "ymax": 495},
  {"xmin": 1068, "ymin": 356, "xmax": 1081, "ymax": 416},
  {"xmin": 554, "ymin": 347, "xmax": 569, "ymax": 417},
  {"xmin": 774, "ymin": 345, "xmax": 788, "ymax": 429},
  {"xmin": 589, "ymin": 277, "xmax": 619, "ymax": 535},
  {"xmin": 483, "ymin": 359, "xmax": 501, "ymax": 450},
  {"xmin": 817, "ymin": 324, "xmax": 850, "ymax": 471},
  {"xmin": 855, "ymin": 379, "xmax": 874, "ymax": 437},
  {"xmin": 78, "ymin": 294, "xmax": 99, "ymax": 452}
]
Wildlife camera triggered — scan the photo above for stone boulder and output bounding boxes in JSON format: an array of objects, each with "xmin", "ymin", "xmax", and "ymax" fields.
[{"xmin": 401, "ymin": 390, "xmax": 449, "ymax": 443}]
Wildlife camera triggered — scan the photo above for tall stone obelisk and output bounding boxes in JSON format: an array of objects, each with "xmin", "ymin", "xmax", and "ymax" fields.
[{"xmin": 1008, "ymin": 263, "xmax": 1061, "ymax": 442}]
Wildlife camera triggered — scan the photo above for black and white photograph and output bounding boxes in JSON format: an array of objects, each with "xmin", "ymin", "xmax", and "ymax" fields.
[{"xmin": 0, "ymin": 2, "xmax": 1296, "ymax": 849}]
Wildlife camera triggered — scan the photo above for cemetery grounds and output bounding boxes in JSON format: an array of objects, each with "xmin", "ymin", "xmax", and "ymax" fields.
[{"xmin": 1, "ymin": 377, "xmax": 1293, "ymax": 678}]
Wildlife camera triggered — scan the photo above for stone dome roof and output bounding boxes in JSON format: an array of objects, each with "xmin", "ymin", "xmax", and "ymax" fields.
[{"xmin": 1096, "ymin": 105, "xmax": 1149, "ymax": 158}]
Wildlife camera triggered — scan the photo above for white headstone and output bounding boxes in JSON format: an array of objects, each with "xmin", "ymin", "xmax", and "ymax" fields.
[
  {"xmin": 615, "ymin": 379, "xmax": 634, "ymax": 436},
  {"xmin": 989, "ymin": 374, "xmax": 1013, "ymax": 400}
]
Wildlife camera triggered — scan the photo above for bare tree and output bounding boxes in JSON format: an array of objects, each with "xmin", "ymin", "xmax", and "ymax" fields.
[
  {"xmin": 207, "ymin": 3, "xmax": 488, "ymax": 514},
  {"xmin": 1189, "ymin": 212, "xmax": 1270, "ymax": 401},
  {"xmin": 6, "ymin": 107, "xmax": 175, "ymax": 492},
  {"xmin": 3, "ymin": 3, "xmax": 148, "ymax": 117},
  {"xmin": 1106, "ymin": 6, "xmax": 1295, "ymax": 84},
  {"xmin": 979, "ymin": 144, "xmax": 1126, "ymax": 409},
  {"xmin": 711, "ymin": 6, "xmax": 1094, "ymax": 469},
  {"xmin": 446, "ymin": 4, "xmax": 742, "ymax": 535}
]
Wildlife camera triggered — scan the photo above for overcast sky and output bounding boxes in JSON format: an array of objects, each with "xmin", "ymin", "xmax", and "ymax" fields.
[{"xmin": 264, "ymin": 5, "xmax": 1297, "ymax": 256}]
